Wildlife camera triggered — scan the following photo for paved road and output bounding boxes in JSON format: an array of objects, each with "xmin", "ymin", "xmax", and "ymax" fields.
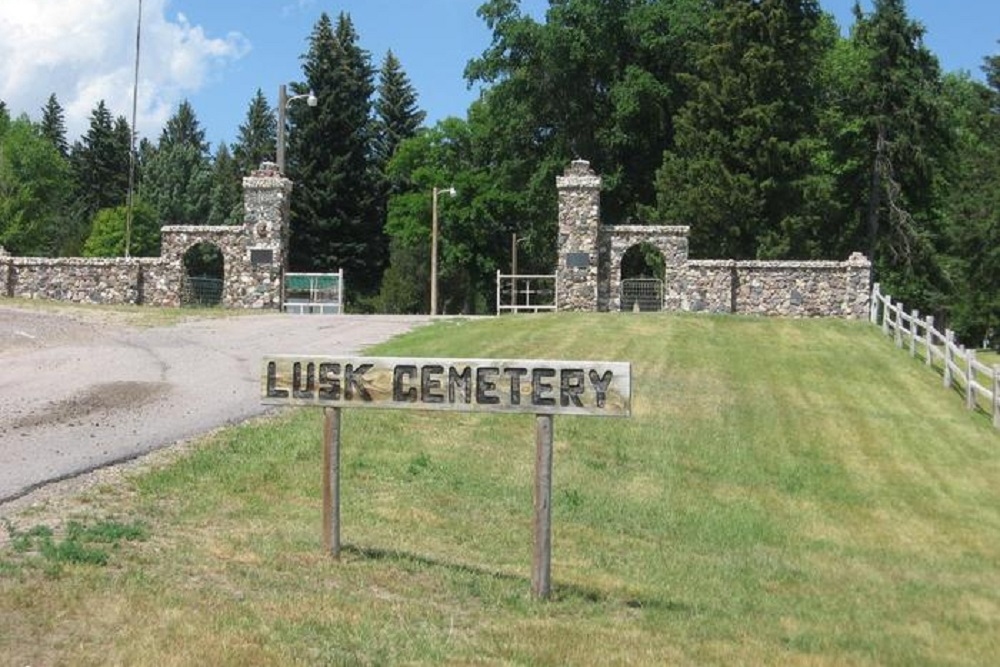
[{"xmin": 0, "ymin": 307, "xmax": 431, "ymax": 503}]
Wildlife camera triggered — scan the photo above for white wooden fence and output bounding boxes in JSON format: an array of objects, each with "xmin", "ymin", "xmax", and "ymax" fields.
[
  {"xmin": 496, "ymin": 271, "xmax": 557, "ymax": 315},
  {"xmin": 870, "ymin": 283, "xmax": 1000, "ymax": 429}
]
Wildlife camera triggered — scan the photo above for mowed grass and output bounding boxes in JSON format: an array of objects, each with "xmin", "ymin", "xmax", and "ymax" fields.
[{"xmin": 2, "ymin": 313, "xmax": 999, "ymax": 665}]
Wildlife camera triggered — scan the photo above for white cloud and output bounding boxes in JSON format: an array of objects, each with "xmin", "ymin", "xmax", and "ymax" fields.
[
  {"xmin": 281, "ymin": 0, "xmax": 316, "ymax": 19},
  {"xmin": 0, "ymin": 0, "xmax": 249, "ymax": 141}
]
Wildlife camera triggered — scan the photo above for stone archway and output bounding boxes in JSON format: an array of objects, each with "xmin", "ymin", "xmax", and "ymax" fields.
[
  {"xmin": 181, "ymin": 242, "xmax": 225, "ymax": 306},
  {"xmin": 603, "ymin": 226, "xmax": 689, "ymax": 312},
  {"xmin": 619, "ymin": 242, "xmax": 666, "ymax": 311}
]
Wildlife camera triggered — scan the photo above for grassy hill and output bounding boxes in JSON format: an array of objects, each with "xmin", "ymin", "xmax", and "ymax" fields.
[{"xmin": 2, "ymin": 313, "xmax": 998, "ymax": 665}]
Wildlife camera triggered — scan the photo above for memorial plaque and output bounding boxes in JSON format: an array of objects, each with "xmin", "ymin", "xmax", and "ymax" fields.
[{"xmin": 250, "ymin": 248, "xmax": 274, "ymax": 266}]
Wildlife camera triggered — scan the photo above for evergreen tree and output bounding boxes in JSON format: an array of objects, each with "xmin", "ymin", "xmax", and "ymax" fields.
[
  {"xmin": 374, "ymin": 50, "xmax": 425, "ymax": 170},
  {"xmin": 938, "ymin": 66, "xmax": 1000, "ymax": 345},
  {"xmin": 850, "ymin": 0, "xmax": 948, "ymax": 308},
  {"xmin": 39, "ymin": 93, "xmax": 69, "ymax": 157},
  {"xmin": 143, "ymin": 102, "xmax": 212, "ymax": 225},
  {"xmin": 288, "ymin": 12, "xmax": 381, "ymax": 296},
  {"xmin": 208, "ymin": 143, "xmax": 243, "ymax": 225},
  {"xmin": 371, "ymin": 50, "xmax": 426, "ymax": 307},
  {"xmin": 233, "ymin": 89, "xmax": 276, "ymax": 175},
  {"xmin": 651, "ymin": 0, "xmax": 827, "ymax": 259},
  {"xmin": 68, "ymin": 101, "xmax": 131, "ymax": 253},
  {"xmin": 159, "ymin": 99, "xmax": 209, "ymax": 153}
]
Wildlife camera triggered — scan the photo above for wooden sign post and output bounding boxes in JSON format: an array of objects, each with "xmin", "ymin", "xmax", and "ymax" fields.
[{"xmin": 261, "ymin": 356, "xmax": 631, "ymax": 599}]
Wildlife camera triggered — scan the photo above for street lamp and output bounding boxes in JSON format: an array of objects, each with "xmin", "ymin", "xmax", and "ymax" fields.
[
  {"xmin": 276, "ymin": 84, "xmax": 317, "ymax": 174},
  {"xmin": 430, "ymin": 185, "xmax": 456, "ymax": 315},
  {"xmin": 511, "ymin": 232, "xmax": 528, "ymax": 276}
]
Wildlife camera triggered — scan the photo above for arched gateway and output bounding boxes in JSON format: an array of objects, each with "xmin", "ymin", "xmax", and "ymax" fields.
[
  {"xmin": 159, "ymin": 163, "xmax": 291, "ymax": 308},
  {"xmin": 1, "ymin": 163, "xmax": 291, "ymax": 309},
  {"xmin": 555, "ymin": 159, "xmax": 871, "ymax": 318}
]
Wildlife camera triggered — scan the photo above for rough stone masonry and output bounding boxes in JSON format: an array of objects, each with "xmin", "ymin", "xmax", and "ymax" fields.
[{"xmin": 555, "ymin": 159, "xmax": 870, "ymax": 317}]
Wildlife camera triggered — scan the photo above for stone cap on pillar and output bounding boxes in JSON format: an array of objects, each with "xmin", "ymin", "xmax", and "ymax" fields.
[
  {"xmin": 557, "ymin": 159, "xmax": 601, "ymax": 190},
  {"xmin": 846, "ymin": 251, "xmax": 870, "ymax": 267},
  {"xmin": 244, "ymin": 161, "xmax": 293, "ymax": 191},
  {"xmin": 251, "ymin": 161, "xmax": 282, "ymax": 178}
]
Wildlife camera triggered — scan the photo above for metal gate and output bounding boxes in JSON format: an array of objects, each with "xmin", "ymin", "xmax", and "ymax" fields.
[
  {"xmin": 284, "ymin": 271, "xmax": 343, "ymax": 314},
  {"xmin": 180, "ymin": 275, "xmax": 224, "ymax": 307},
  {"xmin": 620, "ymin": 278, "xmax": 663, "ymax": 312}
]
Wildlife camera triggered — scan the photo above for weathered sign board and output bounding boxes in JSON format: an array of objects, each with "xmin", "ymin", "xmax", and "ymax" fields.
[
  {"xmin": 261, "ymin": 355, "xmax": 631, "ymax": 599},
  {"xmin": 262, "ymin": 356, "xmax": 630, "ymax": 415}
]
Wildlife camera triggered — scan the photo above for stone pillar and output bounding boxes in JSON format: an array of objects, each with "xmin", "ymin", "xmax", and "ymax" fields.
[
  {"xmin": 556, "ymin": 160, "xmax": 602, "ymax": 312},
  {"xmin": 843, "ymin": 251, "xmax": 872, "ymax": 319},
  {"xmin": 0, "ymin": 246, "xmax": 9, "ymax": 298},
  {"xmin": 242, "ymin": 162, "xmax": 293, "ymax": 309}
]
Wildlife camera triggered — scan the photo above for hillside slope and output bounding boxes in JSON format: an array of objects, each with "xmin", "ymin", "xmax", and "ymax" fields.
[{"xmin": 3, "ymin": 313, "xmax": 998, "ymax": 665}]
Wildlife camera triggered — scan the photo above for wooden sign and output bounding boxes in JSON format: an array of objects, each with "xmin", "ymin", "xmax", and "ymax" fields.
[
  {"xmin": 262, "ymin": 356, "xmax": 631, "ymax": 417},
  {"xmin": 260, "ymin": 354, "xmax": 632, "ymax": 600}
]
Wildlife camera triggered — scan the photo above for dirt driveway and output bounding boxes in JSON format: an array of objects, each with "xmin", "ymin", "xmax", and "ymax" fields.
[{"xmin": 0, "ymin": 306, "xmax": 431, "ymax": 506}]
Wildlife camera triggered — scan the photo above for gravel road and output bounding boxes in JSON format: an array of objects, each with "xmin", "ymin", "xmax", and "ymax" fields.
[{"xmin": 0, "ymin": 306, "xmax": 432, "ymax": 507}]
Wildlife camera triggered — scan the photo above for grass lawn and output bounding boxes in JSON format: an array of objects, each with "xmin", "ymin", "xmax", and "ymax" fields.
[{"xmin": 2, "ymin": 313, "xmax": 998, "ymax": 665}]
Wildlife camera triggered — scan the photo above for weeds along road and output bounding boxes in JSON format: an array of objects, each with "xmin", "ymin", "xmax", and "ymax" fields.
[{"xmin": 0, "ymin": 307, "xmax": 432, "ymax": 504}]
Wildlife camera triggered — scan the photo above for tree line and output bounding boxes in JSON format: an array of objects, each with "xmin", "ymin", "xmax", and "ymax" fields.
[{"xmin": 1, "ymin": 1, "xmax": 998, "ymax": 346}]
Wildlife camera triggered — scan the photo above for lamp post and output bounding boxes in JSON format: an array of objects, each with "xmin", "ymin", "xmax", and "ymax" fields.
[
  {"xmin": 276, "ymin": 84, "xmax": 317, "ymax": 174},
  {"xmin": 430, "ymin": 185, "xmax": 456, "ymax": 315},
  {"xmin": 511, "ymin": 232, "xmax": 528, "ymax": 276}
]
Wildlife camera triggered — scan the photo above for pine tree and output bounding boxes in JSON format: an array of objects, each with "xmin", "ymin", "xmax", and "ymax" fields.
[
  {"xmin": 850, "ymin": 0, "xmax": 948, "ymax": 307},
  {"xmin": 289, "ymin": 12, "xmax": 381, "ymax": 296},
  {"xmin": 233, "ymin": 89, "xmax": 276, "ymax": 175},
  {"xmin": 208, "ymin": 143, "xmax": 243, "ymax": 225},
  {"xmin": 652, "ymin": 0, "xmax": 826, "ymax": 259},
  {"xmin": 143, "ymin": 102, "xmax": 212, "ymax": 225},
  {"xmin": 39, "ymin": 93, "xmax": 69, "ymax": 157},
  {"xmin": 374, "ymin": 50, "xmax": 425, "ymax": 170},
  {"xmin": 938, "ymin": 63, "xmax": 1000, "ymax": 344},
  {"xmin": 68, "ymin": 101, "xmax": 131, "ymax": 253},
  {"xmin": 159, "ymin": 100, "xmax": 209, "ymax": 153}
]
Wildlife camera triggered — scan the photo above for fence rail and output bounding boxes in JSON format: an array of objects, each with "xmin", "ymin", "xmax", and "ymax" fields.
[
  {"xmin": 870, "ymin": 283, "xmax": 1000, "ymax": 429},
  {"xmin": 496, "ymin": 271, "xmax": 557, "ymax": 315}
]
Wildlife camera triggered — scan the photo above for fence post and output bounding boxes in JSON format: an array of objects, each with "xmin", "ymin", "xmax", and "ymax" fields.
[
  {"xmin": 966, "ymin": 349, "xmax": 977, "ymax": 410},
  {"xmin": 993, "ymin": 365, "xmax": 1000, "ymax": 430},
  {"xmin": 943, "ymin": 330, "xmax": 954, "ymax": 389},
  {"xmin": 882, "ymin": 295, "xmax": 891, "ymax": 336},
  {"xmin": 496, "ymin": 269, "xmax": 501, "ymax": 316},
  {"xmin": 894, "ymin": 301, "xmax": 905, "ymax": 348},
  {"xmin": 870, "ymin": 283, "xmax": 881, "ymax": 324},
  {"xmin": 909, "ymin": 309, "xmax": 919, "ymax": 357},
  {"xmin": 925, "ymin": 315, "xmax": 935, "ymax": 366}
]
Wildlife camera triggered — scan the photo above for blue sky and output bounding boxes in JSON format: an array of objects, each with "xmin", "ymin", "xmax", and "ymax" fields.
[{"xmin": 1, "ymin": 1, "xmax": 997, "ymax": 149}]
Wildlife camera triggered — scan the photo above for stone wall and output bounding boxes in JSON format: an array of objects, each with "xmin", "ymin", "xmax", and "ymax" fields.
[
  {"xmin": 676, "ymin": 255, "xmax": 870, "ymax": 318},
  {"xmin": 555, "ymin": 160, "xmax": 872, "ymax": 318},
  {"xmin": 2, "ymin": 257, "xmax": 173, "ymax": 306},
  {"xmin": 0, "ymin": 163, "xmax": 291, "ymax": 309}
]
